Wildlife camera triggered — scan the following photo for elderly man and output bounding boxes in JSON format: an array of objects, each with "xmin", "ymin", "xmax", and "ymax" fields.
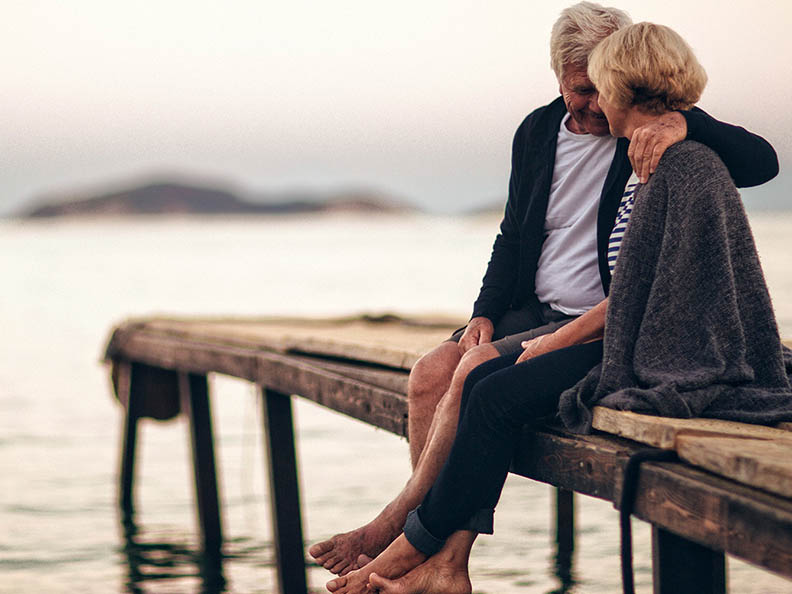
[{"xmin": 311, "ymin": 1, "xmax": 778, "ymax": 586}]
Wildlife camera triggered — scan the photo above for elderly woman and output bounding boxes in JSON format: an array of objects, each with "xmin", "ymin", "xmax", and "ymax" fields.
[{"xmin": 326, "ymin": 22, "xmax": 792, "ymax": 594}]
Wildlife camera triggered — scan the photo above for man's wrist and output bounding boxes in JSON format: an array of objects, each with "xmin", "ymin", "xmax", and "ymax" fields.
[{"xmin": 678, "ymin": 109, "xmax": 698, "ymax": 139}]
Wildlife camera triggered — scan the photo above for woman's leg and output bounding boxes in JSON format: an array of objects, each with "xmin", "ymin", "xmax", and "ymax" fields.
[
  {"xmin": 409, "ymin": 340, "xmax": 603, "ymax": 552},
  {"xmin": 324, "ymin": 342, "xmax": 603, "ymax": 593}
]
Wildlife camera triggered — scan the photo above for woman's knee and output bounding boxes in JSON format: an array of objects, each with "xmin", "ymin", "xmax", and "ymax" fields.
[
  {"xmin": 462, "ymin": 378, "xmax": 509, "ymax": 431},
  {"xmin": 458, "ymin": 348, "xmax": 517, "ymax": 408},
  {"xmin": 463, "ymin": 363, "xmax": 544, "ymax": 434},
  {"xmin": 458, "ymin": 343, "xmax": 500, "ymax": 382}
]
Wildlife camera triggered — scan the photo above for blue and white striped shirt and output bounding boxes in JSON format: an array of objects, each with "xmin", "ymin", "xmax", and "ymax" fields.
[{"xmin": 607, "ymin": 173, "xmax": 641, "ymax": 274}]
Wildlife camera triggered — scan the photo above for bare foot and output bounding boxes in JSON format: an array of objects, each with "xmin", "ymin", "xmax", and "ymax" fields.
[
  {"xmin": 368, "ymin": 556, "xmax": 472, "ymax": 594},
  {"xmin": 370, "ymin": 530, "xmax": 476, "ymax": 593},
  {"xmin": 325, "ymin": 534, "xmax": 426, "ymax": 594},
  {"xmin": 356, "ymin": 554, "xmax": 373, "ymax": 568},
  {"xmin": 309, "ymin": 517, "xmax": 401, "ymax": 575}
]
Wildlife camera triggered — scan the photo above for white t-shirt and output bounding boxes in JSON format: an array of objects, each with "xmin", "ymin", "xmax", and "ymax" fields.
[{"xmin": 534, "ymin": 113, "xmax": 618, "ymax": 315}]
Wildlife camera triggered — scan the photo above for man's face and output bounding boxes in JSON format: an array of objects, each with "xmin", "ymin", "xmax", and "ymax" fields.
[{"xmin": 559, "ymin": 64, "xmax": 610, "ymax": 137}]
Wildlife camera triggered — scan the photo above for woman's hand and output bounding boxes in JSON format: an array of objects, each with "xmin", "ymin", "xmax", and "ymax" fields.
[
  {"xmin": 514, "ymin": 299, "xmax": 608, "ymax": 365},
  {"xmin": 515, "ymin": 333, "xmax": 558, "ymax": 364}
]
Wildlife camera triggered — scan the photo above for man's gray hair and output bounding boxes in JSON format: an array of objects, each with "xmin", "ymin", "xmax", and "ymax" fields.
[{"xmin": 550, "ymin": 2, "xmax": 632, "ymax": 79}]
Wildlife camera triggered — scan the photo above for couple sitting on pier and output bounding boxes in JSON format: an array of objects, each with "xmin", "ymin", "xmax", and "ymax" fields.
[{"xmin": 311, "ymin": 3, "xmax": 792, "ymax": 593}]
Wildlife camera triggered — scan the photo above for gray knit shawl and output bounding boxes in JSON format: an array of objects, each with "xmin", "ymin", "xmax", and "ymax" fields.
[{"xmin": 559, "ymin": 141, "xmax": 792, "ymax": 433}]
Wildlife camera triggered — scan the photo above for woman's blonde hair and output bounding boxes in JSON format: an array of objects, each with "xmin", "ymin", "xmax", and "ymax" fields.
[
  {"xmin": 588, "ymin": 22, "xmax": 707, "ymax": 113},
  {"xmin": 550, "ymin": 2, "xmax": 632, "ymax": 79}
]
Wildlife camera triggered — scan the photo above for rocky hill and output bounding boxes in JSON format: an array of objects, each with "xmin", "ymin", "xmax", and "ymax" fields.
[{"xmin": 21, "ymin": 182, "xmax": 413, "ymax": 218}]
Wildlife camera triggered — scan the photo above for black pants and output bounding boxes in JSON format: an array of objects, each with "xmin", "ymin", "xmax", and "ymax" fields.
[{"xmin": 404, "ymin": 340, "xmax": 603, "ymax": 555}]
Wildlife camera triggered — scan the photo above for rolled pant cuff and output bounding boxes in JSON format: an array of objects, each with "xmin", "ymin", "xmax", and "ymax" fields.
[
  {"xmin": 403, "ymin": 509, "xmax": 445, "ymax": 556},
  {"xmin": 461, "ymin": 508, "xmax": 494, "ymax": 534}
]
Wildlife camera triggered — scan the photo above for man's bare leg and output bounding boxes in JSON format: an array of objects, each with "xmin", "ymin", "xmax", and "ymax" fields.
[
  {"xmin": 309, "ymin": 343, "xmax": 499, "ymax": 575},
  {"xmin": 369, "ymin": 531, "xmax": 476, "ymax": 594},
  {"xmin": 407, "ymin": 341, "xmax": 460, "ymax": 467}
]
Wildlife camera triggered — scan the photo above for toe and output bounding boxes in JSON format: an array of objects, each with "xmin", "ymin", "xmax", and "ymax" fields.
[
  {"xmin": 356, "ymin": 554, "xmax": 373, "ymax": 568},
  {"xmin": 326, "ymin": 576, "xmax": 346, "ymax": 592},
  {"xmin": 331, "ymin": 559, "xmax": 351, "ymax": 575},
  {"xmin": 310, "ymin": 539, "xmax": 334, "ymax": 559},
  {"xmin": 368, "ymin": 573, "xmax": 402, "ymax": 594}
]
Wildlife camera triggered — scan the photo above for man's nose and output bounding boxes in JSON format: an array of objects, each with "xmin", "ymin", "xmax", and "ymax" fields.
[{"xmin": 589, "ymin": 94, "xmax": 603, "ymax": 113}]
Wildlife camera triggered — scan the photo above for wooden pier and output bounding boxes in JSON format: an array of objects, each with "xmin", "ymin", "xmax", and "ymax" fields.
[{"xmin": 104, "ymin": 315, "xmax": 792, "ymax": 593}]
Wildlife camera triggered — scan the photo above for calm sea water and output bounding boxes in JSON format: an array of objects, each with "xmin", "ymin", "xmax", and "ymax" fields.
[{"xmin": 1, "ymin": 213, "xmax": 791, "ymax": 593}]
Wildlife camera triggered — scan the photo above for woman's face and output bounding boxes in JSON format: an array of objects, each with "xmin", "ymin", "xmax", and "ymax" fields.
[{"xmin": 595, "ymin": 91, "xmax": 630, "ymax": 138}]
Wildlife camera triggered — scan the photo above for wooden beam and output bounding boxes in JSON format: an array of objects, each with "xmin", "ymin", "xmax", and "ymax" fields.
[
  {"xmin": 294, "ymin": 355, "xmax": 410, "ymax": 395},
  {"xmin": 117, "ymin": 361, "xmax": 138, "ymax": 522},
  {"xmin": 652, "ymin": 527, "xmax": 725, "ymax": 594},
  {"xmin": 553, "ymin": 487, "xmax": 575, "ymax": 586},
  {"xmin": 107, "ymin": 328, "xmax": 410, "ymax": 437},
  {"xmin": 253, "ymin": 352, "xmax": 408, "ymax": 438},
  {"xmin": 512, "ymin": 429, "xmax": 792, "ymax": 578},
  {"xmin": 178, "ymin": 372, "xmax": 223, "ymax": 556},
  {"xmin": 262, "ymin": 389, "xmax": 308, "ymax": 594}
]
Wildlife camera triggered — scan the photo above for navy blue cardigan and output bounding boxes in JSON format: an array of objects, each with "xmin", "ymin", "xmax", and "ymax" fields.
[{"xmin": 470, "ymin": 96, "xmax": 779, "ymax": 323}]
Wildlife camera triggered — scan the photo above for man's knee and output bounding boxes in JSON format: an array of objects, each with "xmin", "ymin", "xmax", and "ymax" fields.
[{"xmin": 408, "ymin": 341, "xmax": 461, "ymax": 402}]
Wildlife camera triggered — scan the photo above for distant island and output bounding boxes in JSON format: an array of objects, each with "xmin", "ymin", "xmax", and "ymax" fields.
[{"xmin": 19, "ymin": 181, "xmax": 416, "ymax": 218}]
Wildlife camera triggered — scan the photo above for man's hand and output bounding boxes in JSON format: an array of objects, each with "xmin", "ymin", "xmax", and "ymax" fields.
[
  {"xmin": 628, "ymin": 111, "xmax": 687, "ymax": 183},
  {"xmin": 458, "ymin": 317, "xmax": 494, "ymax": 354},
  {"xmin": 515, "ymin": 333, "xmax": 557, "ymax": 364}
]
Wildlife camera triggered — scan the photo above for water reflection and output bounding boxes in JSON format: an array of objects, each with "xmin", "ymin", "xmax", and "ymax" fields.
[
  {"xmin": 121, "ymin": 519, "xmax": 227, "ymax": 593},
  {"xmin": 547, "ymin": 545, "xmax": 577, "ymax": 594}
]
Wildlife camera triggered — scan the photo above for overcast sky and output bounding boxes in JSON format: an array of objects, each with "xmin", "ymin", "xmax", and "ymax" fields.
[{"xmin": 4, "ymin": 0, "xmax": 791, "ymax": 215}]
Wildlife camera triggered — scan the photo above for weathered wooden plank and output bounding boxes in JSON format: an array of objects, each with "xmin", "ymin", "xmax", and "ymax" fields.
[
  {"xmin": 292, "ymin": 355, "xmax": 410, "ymax": 394},
  {"xmin": 512, "ymin": 429, "xmax": 630, "ymax": 501},
  {"xmin": 254, "ymin": 352, "xmax": 408, "ymax": 437},
  {"xmin": 592, "ymin": 407, "xmax": 792, "ymax": 449},
  {"xmin": 109, "ymin": 315, "xmax": 460, "ymax": 370},
  {"xmin": 109, "ymin": 329, "xmax": 260, "ymax": 382},
  {"xmin": 676, "ymin": 434, "xmax": 792, "ymax": 498},
  {"xmin": 591, "ymin": 408, "xmax": 792, "ymax": 497},
  {"xmin": 107, "ymin": 325, "xmax": 409, "ymax": 435},
  {"xmin": 513, "ymin": 428, "xmax": 792, "ymax": 578}
]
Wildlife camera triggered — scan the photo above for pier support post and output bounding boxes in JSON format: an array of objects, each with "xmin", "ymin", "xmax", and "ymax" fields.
[
  {"xmin": 261, "ymin": 388, "xmax": 308, "ymax": 594},
  {"xmin": 179, "ymin": 372, "xmax": 223, "ymax": 556},
  {"xmin": 555, "ymin": 487, "xmax": 575, "ymax": 555},
  {"xmin": 553, "ymin": 488, "xmax": 575, "ymax": 588},
  {"xmin": 118, "ymin": 361, "xmax": 139, "ymax": 523},
  {"xmin": 651, "ymin": 526, "xmax": 725, "ymax": 594}
]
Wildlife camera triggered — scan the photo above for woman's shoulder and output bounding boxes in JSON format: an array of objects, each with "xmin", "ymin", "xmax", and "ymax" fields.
[{"xmin": 655, "ymin": 140, "xmax": 732, "ymax": 187}]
